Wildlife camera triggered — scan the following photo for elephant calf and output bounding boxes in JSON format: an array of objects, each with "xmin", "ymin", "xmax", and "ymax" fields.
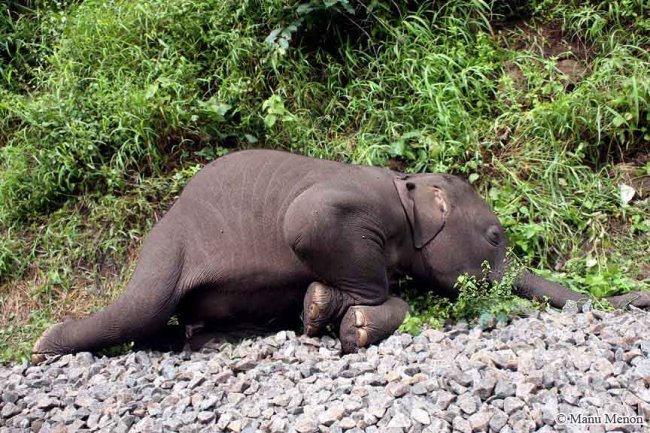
[{"xmin": 32, "ymin": 150, "xmax": 649, "ymax": 362}]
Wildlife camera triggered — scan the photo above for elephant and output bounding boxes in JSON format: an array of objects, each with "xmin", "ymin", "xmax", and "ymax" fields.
[{"xmin": 32, "ymin": 149, "xmax": 649, "ymax": 362}]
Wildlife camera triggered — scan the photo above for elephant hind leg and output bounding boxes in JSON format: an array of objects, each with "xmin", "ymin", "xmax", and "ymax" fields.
[
  {"xmin": 32, "ymin": 222, "xmax": 186, "ymax": 362},
  {"xmin": 132, "ymin": 324, "xmax": 187, "ymax": 353}
]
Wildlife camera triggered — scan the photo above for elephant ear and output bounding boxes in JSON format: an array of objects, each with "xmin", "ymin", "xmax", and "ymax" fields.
[{"xmin": 394, "ymin": 176, "xmax": 449, "ymax": 249}]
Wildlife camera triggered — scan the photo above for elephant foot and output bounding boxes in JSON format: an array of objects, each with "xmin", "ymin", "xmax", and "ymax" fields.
[
  {"xmin": 339, "ymin": 297, "xmax": 409, "ymax": 354},
  {"xmin": 303, "ymin": 282, "xmax": 351, "ymax": 337},
  {"xmin": 31, "ymin": 323, "xmax": 65, "ymax": 365},
  {"xmin": 608, "ymin": 291, "xmax": 650, "ymax": 309}
]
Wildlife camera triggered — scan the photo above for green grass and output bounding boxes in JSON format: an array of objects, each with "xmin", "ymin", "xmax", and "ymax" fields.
[{"xmin": 1, "ymin": 0, "xmax": 648, "ymax": 362}]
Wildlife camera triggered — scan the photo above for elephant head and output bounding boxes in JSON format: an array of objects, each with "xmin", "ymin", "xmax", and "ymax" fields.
[
  {"xmin": 394, "ymin": 173, "xmax": 507, "ymax": 294},
  {"xmin": 393, "ymin": 173, "xmax": 649, "ymax": 309}
]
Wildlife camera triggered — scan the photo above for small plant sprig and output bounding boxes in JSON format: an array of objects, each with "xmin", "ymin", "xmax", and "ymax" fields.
[
  {"xmin": 450, "ymin": 253, "xmax": 536, "ymax": 328},
  {"xmin": 398, "ymin": 288, "xmax": 452, "ymax": 336},
  {"xmin": 400, "ymin": 251, "xmax": 546, "ymax": 335}
]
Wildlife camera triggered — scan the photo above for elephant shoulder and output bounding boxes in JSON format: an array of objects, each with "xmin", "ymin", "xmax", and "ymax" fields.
[{"xmin": 282, "ymin": 186, "xmax": 372, "ymax": 253}]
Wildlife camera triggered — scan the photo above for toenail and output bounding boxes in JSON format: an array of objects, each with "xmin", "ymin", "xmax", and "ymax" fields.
[
  {"xmin": 309, "ymin": 304, "xmax": 320, "ymax": 319},
  {"xmin": 357, "ymin": 328, "xmax": 368, "ymax": 347},
  {"xmin": 354, "ymin": 310, "xmax": 365, "ymax": 327}
]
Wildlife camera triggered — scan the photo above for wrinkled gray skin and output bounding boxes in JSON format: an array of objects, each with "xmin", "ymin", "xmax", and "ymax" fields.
[{"xmin": 33, "ymin": 150, "xmax": 650, "ymax": 361}]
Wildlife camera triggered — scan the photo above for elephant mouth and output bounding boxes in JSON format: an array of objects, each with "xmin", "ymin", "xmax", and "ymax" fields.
[{"xmin": 487, "ymin": 262, "xmax": 507, "ymax": 284}]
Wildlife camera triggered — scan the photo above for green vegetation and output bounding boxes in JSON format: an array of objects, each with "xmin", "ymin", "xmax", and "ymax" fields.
[
  {"xmin": 1, "ymin": 0, "xmax": 648, "ymax": 363},
  {"xmin": 399, "ymin": 255, "xmax": 542, "ymax": 335}
]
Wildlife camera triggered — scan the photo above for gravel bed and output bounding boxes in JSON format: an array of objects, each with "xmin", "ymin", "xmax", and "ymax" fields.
[{"xmin": 1, "ymin": 305, "xmax": 650, "ymax": 433}]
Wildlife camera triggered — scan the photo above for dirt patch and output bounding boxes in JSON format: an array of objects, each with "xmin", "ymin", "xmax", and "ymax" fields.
[
  {"xmin": 638, "ymin": 263, "xmax": 650, "ymax": 282},
  {"xmin": 0, "ymin": 274, "xmax": 47, "ymax": 326},
  {"xmin": 497, "ymin": 21, "xmax": 593, "ymax": 96},
  {"xmin": 555, "ymin": 58, "xmax": 588, "ymax": 91},
  {"xmin": 387, "ymin": 157, "xmax": 408, "ymax": 172},
  {"xmin": 499, "ymin": 21, "xmax": 595, "ymax": 61},
  {"xmin": 502, "ymin": 62, "xmax": 527, "ymax": 92},
  {"xmin": 611, "ymin": 162, "xmax": 650, "ymax": 200},
  {"xmin": 0, "ymin": 245, "xmax": 139, "ymax": 331}
]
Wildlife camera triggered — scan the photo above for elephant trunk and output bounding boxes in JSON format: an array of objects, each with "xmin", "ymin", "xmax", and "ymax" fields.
[
  {"xmin": 494, "ymin": 259, "xmax": 649, "ymax": 310},
  {"xmin": 514, "ymin": 268, "xmax": 590, "ymax": 308}
]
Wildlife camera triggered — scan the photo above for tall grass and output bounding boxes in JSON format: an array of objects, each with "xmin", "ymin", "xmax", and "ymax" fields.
[{"xmin": 0, "ymin": 0, "xmax": 648, "ymax": 362}]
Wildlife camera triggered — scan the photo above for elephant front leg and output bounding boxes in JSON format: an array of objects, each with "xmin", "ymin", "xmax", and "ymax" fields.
[
  {"xmin": 303, "ymin": 282, "xmax": 355, "ymax": 337},
  {"xmin": 339, "ymin": 296, "xmax": 409, "ymax": 354},
  {"xmin": 285, "ymin": 190, "xmax": 395, "ymax": 342}
]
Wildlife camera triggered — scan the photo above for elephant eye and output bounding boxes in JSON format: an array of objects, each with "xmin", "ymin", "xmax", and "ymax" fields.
[{"xmin": 486, "ymin": 225, "xmax": 501, "ymax": 246}]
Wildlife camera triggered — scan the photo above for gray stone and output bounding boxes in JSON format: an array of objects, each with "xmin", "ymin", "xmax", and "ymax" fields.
[
  {"xmin": 411, "ymin": 382, "xmax": 428, "ymax": 395},
  {"xmin": 160, "ymin": 360, "xmax": 177, "ymax": 380},
  {"xmin": 160, "ymin": 394, "xmax": 179, "ymax": 409},
  {"xmin": 456, "ymin": 393, "xmax": 477, "ymax": 415},
  {"xmin": 361, "ymin": 412, "xmax": 378, "ymax": 427},
  {"xmin": 121, "ymin": 415, "xmax": 136, "ymax": 429},
  {"xmin": 423, "ymin": 329, "xmax": 446, "ymax": 343},
  {"xmin": 515, "ymin": 382, "xmax": 536, "ymax": 401},
  {"xmin": 0, "ymin": 311, "xmax": 647, "ymax": 433},
  {"xmin": 452, "ymin": 416, "xmax": 471, "ymax": 433},
  {"xmin": 36, "ymin": 397, "xmax": 60, "ymax": 410},
  {"xmin": 560, "ymin": 385, "xmax": 581, "ymax": 405},
  {"xmin": 474, "ymin": 372, "xmax": 497, "ymax": 400},
  {"xmin": 489, "ymin": 408, "xmax": 508, "ymax": 431},
  {"xmin": 2, "ymin": 392, "xmax": 18, "ymax": 404},
  {"xmin": 199, "ymin": 394, "xmax": 220, "ymax": 411},
  {"xmin": 318, "ymin": 405, "xmax": 345, "ymax": 426},
  {"xmin": 410, "ymin": 407, "xmax": 430, "ymax": 425},
  {"xmin": 294, "ymin": 415, "xmax": 317, "ymax": 433},
  {"xmin": 272, "ymin": 393, "xmax": 290, "ymax": 407},
  {"xmin": 188, "ymin": 374, "xmax": 206, "ymax": 389},
  {"xmin": 436, "ymin": 391, "xmax": 455, "ymax": 410},
  {"xmin": 425, "ymin": 418, "xmax": 450, "ymax": 432},
  {"xmin": 503, "ymin": 397, "xmax": 525, "ymax": 414},
  {"xmin": 591, "ymin": 359, "xmax": 613, "ymax": 378},
  {"xmin": 386, "ymin": 382, "xmax": 409, "ymax": 398},
  {"xmin": 213, "ymin": 370, "xmax": 234, "ymax": 383},
  {"xmin": 233, "ymin": 357, "xmax": 256, "ymax": 372},
  {"xmin": 540, "ymin": 396, "xmax": 558, "ymax": 424},
  {"xmin": 468, "ymin": 410, "xmax": 491, "ymax": 431},
  {"xmin": 197, "ymin": 411, "xmax": 216, "ymax": 423},
  {"xmin": 562, "ymin": 300, "xmax": 579, "ymax": 314},
  {"xmin": 387, "ymin": 412, "xmax": 411, "ymax": 429},
  {"xmin": 1, "ymin": 402, "xmax": 21, "ymax": 418},
  {"xmin": 216, "ymin": 413, "xmax": 232, "ymax": 430},
  {"xmin": 227, "ymin": 419, "xmax": 242, "ymax": 432},
  {"xmin": 269, "ymin": 417, "xmax": 287, "ymax": 433},
  {"xmin": 511, "ymin": 418, "xmax": 535, "ymax": 432},
  {"xmin": 447, "ymin": 369, "xmax": 472, "ymax": 386},
  {"xmin": 494, "ymin": 379, "xmax": 516, "ymax": 398},
  {"xmin": 339, "ymin": 417, "xmax": 356, "ymax": 429},
  {"xmin": 632, "ymin": 359, "xmax": 650, "ymax": 380}
]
